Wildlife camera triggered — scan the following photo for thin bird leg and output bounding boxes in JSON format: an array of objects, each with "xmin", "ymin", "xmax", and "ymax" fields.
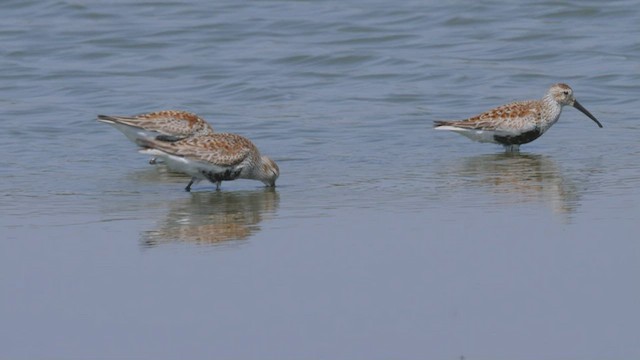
[
  {"xmin": 216, "ymin": 181, "xmax": 222, "ymax": 191},
  {"xmin": 185, "ymin": 178, "xmax": 195, "ymax": 192},
  {"xmin": 504, "ymin": 144, "xmax": 520, "ymax": 153}
]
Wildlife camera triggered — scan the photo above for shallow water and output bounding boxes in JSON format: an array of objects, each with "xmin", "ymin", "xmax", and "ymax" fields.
[{"xmin": 1, "ymin": 1, "xmax": 640, "ymax": 359}]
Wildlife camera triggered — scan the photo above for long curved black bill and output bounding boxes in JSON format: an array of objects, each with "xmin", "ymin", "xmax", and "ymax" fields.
[{"xmin": 573, "ymin": 100, "xmax": 603, "ymax": 128}]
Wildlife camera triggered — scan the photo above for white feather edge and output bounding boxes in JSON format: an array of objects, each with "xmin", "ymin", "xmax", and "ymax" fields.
[
  {"xmin": 100, "ymin": 119, "xmax": 161, "ymax": 145},
  {"xmin": 434, "ymin": 125, "xmax": 518, "ymax": 143}
]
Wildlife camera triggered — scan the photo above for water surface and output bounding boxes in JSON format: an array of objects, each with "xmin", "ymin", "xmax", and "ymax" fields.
[{"xmin": 1, "ymin": 1, "xmax": 640, "ymax": 359}]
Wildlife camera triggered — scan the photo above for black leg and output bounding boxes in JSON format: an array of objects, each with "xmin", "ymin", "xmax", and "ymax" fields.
[{"xmin": 185, "ymin": 179, "xmax": 194, "ymax": 192}]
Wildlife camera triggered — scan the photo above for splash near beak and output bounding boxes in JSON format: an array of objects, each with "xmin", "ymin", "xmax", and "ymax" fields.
[{"xmin": 573, "ymin": 100, "xmax": 603, "ymax": 128}]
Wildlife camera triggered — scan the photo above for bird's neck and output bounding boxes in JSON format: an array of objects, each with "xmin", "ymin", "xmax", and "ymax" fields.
[
  {"xmin": 239, "ymin": 155, "xmax": 263, "ymax": 179},
  {"xmin": 540, "ymin": 94, "xmax": 564, "ymax": 131}
]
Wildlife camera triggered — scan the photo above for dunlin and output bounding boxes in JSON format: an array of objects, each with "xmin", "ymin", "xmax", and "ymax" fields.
[
  {"xmin": 98, "ymin": 110, "xmax": 214, "ymax": 164},
  {"xmin": 139, "ymin": 133, "xmax": 279, "ymax": 191},
  {"xmin": 434, "ymin": 83, "xmax": 603, "ymax": 152}
]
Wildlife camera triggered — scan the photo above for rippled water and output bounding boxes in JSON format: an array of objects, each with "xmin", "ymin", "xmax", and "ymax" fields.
[{"xmin": 2, "ymin": 1, "xmax": 640, "ymax": 358}]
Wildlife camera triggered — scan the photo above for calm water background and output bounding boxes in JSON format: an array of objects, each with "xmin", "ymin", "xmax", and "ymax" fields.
[{"xmin": 1, "ymin": 0, "xmax": 639, "ymax": 359}]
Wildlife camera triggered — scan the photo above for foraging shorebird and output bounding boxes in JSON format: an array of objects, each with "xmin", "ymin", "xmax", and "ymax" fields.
[
  {"xmin": 97, "ymin": 110, "xmax": 214, "ymax": 163},
  {"xmin": 434, "ymin": 83, "xmax": 603, "ymax": 152},
  {"xmin": 139, "ymin": 133, "xmax": 279, "ymax": 191}
]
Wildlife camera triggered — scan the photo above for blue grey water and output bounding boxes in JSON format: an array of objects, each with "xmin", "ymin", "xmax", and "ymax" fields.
[{"xmin": 1, "ymin": 0, "xmax": 639, "ymax": 359}]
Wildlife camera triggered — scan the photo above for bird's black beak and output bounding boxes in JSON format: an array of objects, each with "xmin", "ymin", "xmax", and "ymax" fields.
[{"xmin": 573, "ymin": 100, "xmax": 603, "ymax": 128}]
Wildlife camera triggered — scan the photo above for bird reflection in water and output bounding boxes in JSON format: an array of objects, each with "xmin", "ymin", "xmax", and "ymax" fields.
[
  {"xmin": 142, "ymin": 188, "xmax": 279, "ymax": 247},
  {"xmin": 440, "ymin": 153, "xmax": 581, "ymax": 215}
]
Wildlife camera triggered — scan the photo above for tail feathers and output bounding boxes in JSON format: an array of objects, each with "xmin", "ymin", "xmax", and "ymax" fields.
[
  {"xmin": 97, "ymin": 114, "xmax": 139, "ymax": 124},
  {"xmin": 433, "ymin": 120, "xmax": 453, "ymax": 128},
  {"xmin": 433, "ymin": 120, "xmax": 480, "ymax": 130},
  {"xmin": 97, "ymin": 114, "xmax": 118, "ymax": 123},
  {"xmin": 97, "ymin": 114, "xmax": 140, "ymax": 125},
  {"xmin": 136, "ymin": 137, "xmax": 177, "ymax": 153}
]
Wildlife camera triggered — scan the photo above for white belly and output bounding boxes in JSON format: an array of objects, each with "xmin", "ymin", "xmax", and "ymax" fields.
[{"xmin": 139, "ymin": 149, "xmax": 229, "ymax": 180}]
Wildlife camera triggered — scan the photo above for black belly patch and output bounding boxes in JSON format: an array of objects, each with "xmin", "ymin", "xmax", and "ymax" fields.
[
  {"xmin": 201, "ymin": 168, "xmax": 242, "ymax": 183},
  {"xmin": 494, "ymin": 129, "xmax": 542, "ymax": 145}
]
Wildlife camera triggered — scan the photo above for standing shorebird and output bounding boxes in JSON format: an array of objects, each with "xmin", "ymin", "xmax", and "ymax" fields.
[
  {"xmin": 97, "ymin": 110, "xmax": 215, "ymax": 163},
  {"xmin": 139, "ymin": 133, "xmax": 279, "ymax": 191},
  {"xmin": 434, "ymin": 83, "xmax": 603, "ymax": 152}
]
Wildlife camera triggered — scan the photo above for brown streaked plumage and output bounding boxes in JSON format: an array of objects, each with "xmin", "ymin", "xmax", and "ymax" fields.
[
  {"xmin": 139, "ymin": 133, "xmax": 279, "ymax": 191},
  {"xmin": 97, "ymin": 110, "xmax": 215, "ymax": 164},
  {"xmin": 98, "ymin": 110, "xmax": 214, "ymax": 141},
  {"xmin": 434, "ymin": 83, "xmax": 603, "ymax": 152}
]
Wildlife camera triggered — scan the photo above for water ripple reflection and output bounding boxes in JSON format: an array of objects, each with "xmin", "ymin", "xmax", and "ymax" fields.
[
  {"xmin": 438, "ymin": 153, "xmax": 581, "ymax": 216},
  {"xmin": 141, "ymin": 189, "xmax": 279, "ymax": 247}
]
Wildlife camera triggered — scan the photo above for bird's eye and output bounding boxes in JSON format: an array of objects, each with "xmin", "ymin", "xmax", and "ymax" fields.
[{"xmin": 563, "ymin": 91, "xmax": 569, "ymax": 95}]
